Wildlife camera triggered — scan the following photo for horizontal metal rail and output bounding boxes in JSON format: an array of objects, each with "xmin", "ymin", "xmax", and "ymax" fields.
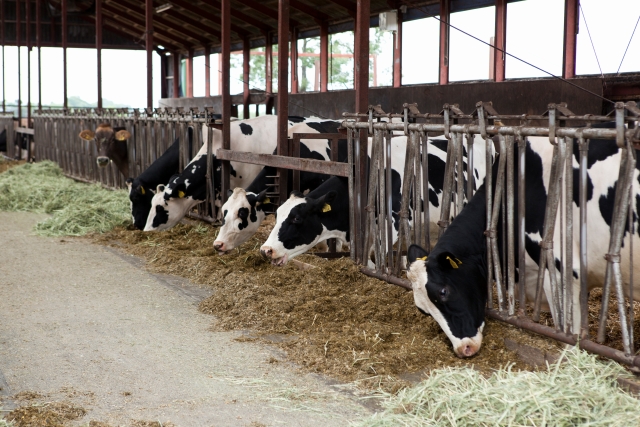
[{"xmin": 216, "ymin": 149, "xmax": 350, "ymax": 177}]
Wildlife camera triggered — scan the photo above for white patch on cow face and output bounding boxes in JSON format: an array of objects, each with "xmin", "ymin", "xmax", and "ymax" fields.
[
  {"xmin": 214, "ymin": 188, "xmax": 266, "ymax": 253},
  {"xmin": 407, "ymin": 260, "xmax": 484, "ymax": 358},
  {"xmin": 144, "ymin": 189, "xmax": 198, "ymax": 231}
]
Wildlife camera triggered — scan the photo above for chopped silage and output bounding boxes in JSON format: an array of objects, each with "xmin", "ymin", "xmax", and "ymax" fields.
[
  {"xmin": 0, "ymin": 161, "xmax": 130, "ymax": 236},
  {"xmin": 356, "ymin": 346, "xmax": 640, "ymax": 427}
]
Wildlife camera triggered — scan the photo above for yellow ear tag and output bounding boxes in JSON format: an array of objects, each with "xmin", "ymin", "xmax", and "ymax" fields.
[
  {"xmin": 446, "ymin": 256, "xmax": 462, "ymax": 269},
  {"xmin": 178, "ymin": 191, "xmax": 185, "ymax": 198},
  {"xmin": 140, "ymin": 187, "xmax": 146, "ymax": 195},
  {"xmin": 263, "ymin": 197, "xmax": 270, "ymax": 204},
  {"xmin": 417, "ymin": 256, "xmax": 427, "ymax": 261},
  {"xmin": 322, "ymin": 203, "xmax": 331, "ymax": 213}
]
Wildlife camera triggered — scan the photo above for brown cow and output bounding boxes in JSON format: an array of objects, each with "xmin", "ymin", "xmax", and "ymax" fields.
[{"xmin": 79, "ymin": 123, "xmax": 131, "ymax": 178}]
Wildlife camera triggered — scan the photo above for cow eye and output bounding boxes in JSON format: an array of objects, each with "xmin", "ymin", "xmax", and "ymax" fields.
[
  {"xmin": 292, "ymin": 215, "xmax": 303, "ymax": 224},
  {"xmin": 440, "ymin": 287, "xmax": 450, "ymax": 300}
]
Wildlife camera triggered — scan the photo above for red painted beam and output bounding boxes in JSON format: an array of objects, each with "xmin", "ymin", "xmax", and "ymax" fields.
[
  {"xmin": 172, "ymin": 53, "xmax": 180, "ymax": 98},
  {"xmin": 1, "ymin": 0, "xmax": 5, "ymax": 112},
  {"xmin": 291, "ymin": 27, "xmax": 298, "ymax": 94},
  {"xmin": 96, "ymin": 0, "xmax": 103, "ymax": 109},
  {"xmin": 563, "ymin": 0, "xmax": 578, "ymax": 79},
  {"xmin": 186, "ymin": 49, "xmax": 194, "ymax": 98},
  {"xmin": 265, "ymin": 31, "xmax": 273, "ymax": 113},
  {"xmin": 243, "ymin": 38, "xmax": 250, "ymax": 118},
  {"xmin": 277, "ymin": 0, "xmax": 290, "ymax": 204},
  {"xmin": 221, "ymin": 0, "xmax": 231, "ymax": 205},
  {"xmin": 26, "ymin": 0, "xmax": 31, "ymax": 122},
  {"xmin": 393, "ymin": 9, "xmax": 402, "ymax": 87},
  {"xmin": 438, "ymin": 0, "xmax": 449, "ymax": 85},
  {"xmin": 320, "ymin": 21, "xmax": 328, "ymax": 92},
  {"xmin": 205, "ymin": 45, "xmax": 211, "ymax": 97},
  {"xmin": 17, "ymin": 0, "xmax": 21, "ymax": 123},
  {"xmin": 62, "ymin": 0, "xmax": 67, "ymax": 109},
  {"xmin": 36, "ymin": 0, "xmax": 42, "ymax": 110},
  {"xmin": 494, "ymin": 0, "xmax": 506, "ymax": 82},
  {"xmin": 146, "ymin": 0, "xmax": 153, "ymax": 108}
]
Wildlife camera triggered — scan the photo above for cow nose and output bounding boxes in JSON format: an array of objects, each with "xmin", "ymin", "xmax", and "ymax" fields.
[
  {"xmin": 260, "ymin": 247, "xmax": 273, "ymax": 259},
  {"xmin": 213, "ymin": 241, "xmax": 224, "ymax": 251},
  {"xmin": 96, "ymin": 156, "xmax": 109, "ymax": 166},
  {"xmin": 459, "ymin": 344, "xmax": 478, "ymax": 358}
]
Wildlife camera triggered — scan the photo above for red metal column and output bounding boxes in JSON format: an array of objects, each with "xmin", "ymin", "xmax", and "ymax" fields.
[
  {"xmin": 146, "ymin": 0, "xmax": 153, "ymax": 108},
  {"xmin": 62, "ymin": 0, "xmax": 67, "ymax": 109},
  {"xmin": 320, "ymin": 21, "xmax": 328, "ymax": 92},
  {"xmin": 172, "ymin": 53, "xmax": 180, "ymax": 98},
  {"xmin": 221, "ymin": 0, "xmax": 231, "ymax": 204},
  {"xmin": 36, "ymin": 0, "xmax": 42, "ymax": 110},
  {"xmin": 17, "ymin": 0, "xmax": 21, "ymax": 123},
  {"xmin": 563, "ymin": 0, "xmax": 578, "ymax": 79},
  {"xmin": 438, "ymin": 0, "xmax": 449, "ymax": 85},
  {"xmin": 204, "ymin": 45, "xmax": 211, "ymax": 97},
  {"xmin": 1, "ymin": 0, "xmax": 5, "ymax": 112},
  {"xmin": 291, "ymin": 27, "xmax": 298, "ymax": 94},
  {"xmin": 393, "ymin": 9, "xmax": 402, "ymax": 87},
  {"xmin": 265, "ymin": 32, "xmax": 273, "ymax": 114},
  {"xmin": 186, "ymin": 49, "xmax": 193, "ymax": 97},
  {"xmin": 277, "ymin": 0, "xmax": 290, "ymax": 204},
  {"xmin": 243, "ymin": 38, "xmax": 250, "ymax": 118},
  {"xmin": 26, "ymin": 0, "xmax": 31, "ymax": 123},
  {"xmin": 96, "ymin": 0, "xmax": 102, "ymax": 109},
  {"xmin": 494, "ymin": 0, "xmax": 506, "ymax": 82},
  {"xmin": 354, "ymin": 0, "xmax": 369, "ymax": 261}
]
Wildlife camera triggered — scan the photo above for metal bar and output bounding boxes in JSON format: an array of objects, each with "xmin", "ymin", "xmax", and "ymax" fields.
[
  {"xmin": 348, "ymin": 128, "xmax": 355, "ymax": 261},
  {"xmin": 96, "ymin": 0, "xmax": 102, "ymax": 109},
  {"xmin": 563, "ymin": 0, "xmax": 578, "ymax": 79},
  {"xmin": 291, "ymin": 27, "xmax": 298, "ymax": 94},
  {"xmin": 292, "ymin": 134, "xmax": 301, "ymax": 190},
  {"xmin": 506, "ymin": 134, "xmax": 516, "ymax": 315},
  {"xmin": 17, "ymin": 0, "xmax": 21, "ymax": 125},
  {"xmin": 265, "ymin": 32, "xmax": 273, "ymax": 109},
  {"xmin": 204, "ymin": 46, "xmax": 211, "ymax": 97},
  {"xmin": 62, "ymin": 0, "xmax": 67, "ymax": 110},
  {"xmin": 243, "ymin": 38, "xmax": 250, "ymax": 118},
  {"xmin": 360, "ymin": 267, "xmax": 412, "ymax": 291},
  {"xmin": 564, "ymin": 136, "xmax": 574, "ymax": 333},
  {"xmin": 320, "ymin": 22, "xmax": 328, "ymax": 92},
  {"xmin": 186, "ymin": 49, "xmax": 194, "ymax": 98},
  {"xmin": 422, "ymin": 132, "xmax": 431, "ymax": 251},
  {"xmin": 494, "ymin": 0, "xmax": 506, "ymax": 82},
  {"xmin": 221, "ymin": 0, "xmax": 231, "ymax": 206},
  {"xmin": 485, "ymin": 135, "xmax": 494, "ymax": 310},
  {"xmin": 438, "ymin": 0, "xmax": 449, "ymax": 85},
  {"xmin": 217, "ymin": 149, "xmax": 350, "ymax": 177},
  {"xmin": 145, "ymin": 0, "xmax": 153, "ymax": 108},
  {"xmin": 277, "ymin": 0, "xmax": 290, "ymax": 205},
  {"xmin": 393, "ymin": 9, "xmax": 402, "ymax": 87},
  {"xmin": 26, "ymin": 0, "xmax": 31, "ymax": 124},
  {"xmin": 1, "ymin": 0, "xmax": 5, "ymax": 113},
  {"xmin": 172, "ymin": 53, "xmax": 180, "ymax": 98},
  {"xmin": 578, "ymin": 134, "xmax": 589, "ymax": 336},
  {"xmin": 517, "ymin": 134, "xmax": 526, "ymax": 314}
]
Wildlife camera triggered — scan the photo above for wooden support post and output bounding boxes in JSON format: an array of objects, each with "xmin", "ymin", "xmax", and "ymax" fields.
[
  {"xmin": 494, "ymin": 0, "xmax": 506, "ymax": 82},
  {"xmin": 205, "ymin": 45, "xmax": 211, "ymax": 97},
  {"xmin": 438, "ymin": 0, "xmax": 449, "ymax": 85},
  {"xmin": 393, "ymin": 9, "xmax": 402, "ymax": 87},
  {"xmin": 320, "ymin": 21, "xmax": 328, "ymax": 92},
  {"xmin": 221, "ymin": 0, "xmax": 231, "ymax": 205},
  {"xmin": 277, "ymin": 0, "xmax": 290, "ymax": 205},
  {"xmin": 145, "ymin": 0, "xmax": 153, "ymax": 108},
  {"xmin": 563, "ymin": 0, "xmax": 578, "ymax": 79},
  {"xmin": 96, "ymin": 0, "xmax": 103, "ymax": 109},
  {"xmin": 243, "ymin": 38, "xmax": 250, "ymax": 118}
]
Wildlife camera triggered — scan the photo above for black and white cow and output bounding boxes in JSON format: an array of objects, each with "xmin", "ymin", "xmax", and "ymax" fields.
[
  {"xmin": 260, "ymin": 133, "xmax": 492, "ymax": 265},
  {"xmin": 407, "ymin": 123, "xmax": 640, "ymax": 356},
  {"xmin": 213, "ymin": 120, "xmax": 348, "ymax": 253},
  {"xmin": 126, "ymin": 137, "xmax": 180, "ymax": 230},
  {"xmin": 144, "ymin": 115, "xmax": 320, "ymax": 232}
]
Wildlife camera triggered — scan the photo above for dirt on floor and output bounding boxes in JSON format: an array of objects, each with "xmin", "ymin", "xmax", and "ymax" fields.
[{"xmin": 92, "ymin": 217, "xmax": 562, "ymax": 392}]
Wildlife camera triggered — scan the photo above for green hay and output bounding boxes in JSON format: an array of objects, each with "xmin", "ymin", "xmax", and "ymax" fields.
[
  {"xmin": 0, "ymin": 161, "xmax": 130, "ymax": 236},
  {"xmin": 356, "ymin": 347, "xmax": 640, "ymax": 427}
]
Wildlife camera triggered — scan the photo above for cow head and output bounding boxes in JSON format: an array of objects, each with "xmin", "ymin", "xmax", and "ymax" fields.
[
  {"xmin": 214, "ymin": 188, "xmax": 272, "ymax": 253},
  {"xmin": 406, "ymin": 244, "xmax": 486, "ymax": 358},
  {"xmin": 260, "ymin": 190, "xmax": 337, "ymax": 266},
  {"xmin": 79, "ymin": 123, "xmax": 131, "ymax": 168},
  {"xmin": 127, "ymin": 178, "xmax": 155, "ymax": 230},
  {"xmin": 144, "ymin": 181, "xmax": 199, "ymax": 232}
]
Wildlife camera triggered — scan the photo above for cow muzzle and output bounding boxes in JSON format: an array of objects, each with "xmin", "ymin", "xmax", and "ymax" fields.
[
  {"xmin": 96, "ymin": 156, "xmax": 110, "ymax": 167},
  {"xmin": 213, "ymin": 241, "xmax": 227, "ymax": 253},
  {"xmin": 260, "ymin": 246, "xmax": 289, "ymax": 266},
  {"xmin": 454, "ymin": 341, "xmax": 481, "ymax": 358}
]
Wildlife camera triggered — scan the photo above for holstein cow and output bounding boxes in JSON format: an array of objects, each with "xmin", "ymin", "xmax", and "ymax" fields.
[
  {"xmin": 406, "ymin": 123, "xmax": 640, "ymax": 357},
  {"xmin": 126, "ymin": 137, "xmax": 180, "ymax": 230},
  {"xmin": 79, "ymin": 124, "xmax": 131, "ymax": 178},
  {"xmin": 260, "ymin": 134, "xmax": 493, "ymax": 265},
  {"xmin": 144, "ymin": 115, "xmax": 320, "ymax": 232},
  {"xmin": 213, "ymin": 120, "xmax": 348, "ymax": 253}
]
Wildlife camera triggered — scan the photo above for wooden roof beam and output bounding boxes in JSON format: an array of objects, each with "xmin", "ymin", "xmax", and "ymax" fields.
[
  {"xmin": 241, "ymin": 0, "xmax": 302, "ymax": 28},
  {"xmin": 100, "ymin": 9, "xmax": 186, "ymax": 51},
  {"xmin": 209, "ymin": 0, "xmax": 273, "ymax": 34},
  {"xmin": 289, "ymin": 0, "xmax": 330, "ymax": 24},
  {"xmin": 168, "ymin": 0, "xmax": 252, "ymax": 38}
]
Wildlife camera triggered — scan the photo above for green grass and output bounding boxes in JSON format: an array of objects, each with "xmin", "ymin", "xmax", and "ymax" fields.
[
  {"xmin": 356, "ymin": 346, "xmax": 640, "ymax": 427},
  {"xmin": 0, "ymin": 161, "xmax": 130, "ymax": 236}
]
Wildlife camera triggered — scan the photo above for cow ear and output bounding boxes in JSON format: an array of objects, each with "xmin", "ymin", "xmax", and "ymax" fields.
[
  {"xmin": 126, "ymin": 178, "xmax": 133, "ymax": 190},
  {"xmin": 255, "ymin": 189, "xmax": 271, "ymax": 206},
  {"xmin": 156, "ymin": 184, "xmax": 166, "ymax": 193},
  {"xmin": 408, "ymin": 244, "xmax": 429, "ymax": 265},
  {"xmin": 138, "ymin": 186, "xmax": 146, "ymax": 195},
  {"xmin": 436, "ymin": 251, "xmax": 463, "ymax": 270},
  {"xmin": 227, "ymin": 189, "xmax": 234, "ymax": 198},
  {"xmin": 115, "ymin": 130, "xmax": 131, "ymax": 141},
  {"xmin": 79, "ymin": 129, "xmax": 94, "ymax": 140},
  {"xmin": 170, "ymin": 183, "xmax": 186, "ymax": 198},
  {"xmin": 312, "ymin": 191, "xmax": 337, "ymax": 213},
  {"xmin": 289, "ymin": 190, "xmax": 304, "ymax": 199}
]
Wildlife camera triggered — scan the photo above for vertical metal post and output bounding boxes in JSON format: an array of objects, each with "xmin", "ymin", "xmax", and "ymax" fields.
[
  {"xmin": 243, "ymin": 37, "xmax": 250, "ymax": 118},
  {"xmin": 26, "ymin": 0, "xmax": 31, "ymax": 123},
  {"xmin": 172, "ymin": 53, "xmax": 180, "ymax": 98},
  {"xmin": 96, "ymin": 0, "xmax": 102, "ymax": 109},
  {"xmin": 62, "ymin": 0, "xmax": 67, "ymax": 110},
  {"xmin": 17, "ymin": 0, "xmax": 21, "ymax": 124},
  {"xmin": 221, "ymin": 0, "xmax": 231, "ymax": 206},
  {"xmin": 320, "ymin": 21, "xmax": 328, "ymax": 92},
  {"xmin": 186, "ymin": 49, "xmax": 193, "ymax": 98},
  {"xmin": 438, "ymin": 0, "xmax": 449, "ymax": 85},
  {"xmin": 204, "ymin": 45, "xmax": 211, "ymax": 97},
  {"xmin": 494, "ymin": 0, "xmax": 506, "ymax": 82},
  {"xmin": 1, "ymin": 0, "xmax": 5, "ymax": 112},
  {"xmin": 145, "ymin": 0, "xmax": 153, "ymax": 108},
  {"xmin": 393, "ymin": 9, "xmax": 402, "ymax": 87},
  {"xmin": 291, "ymin": 27, "xmax": 298, "ymax": 94},
  {"xmin": 354, "ymin": 0, "xmax": 370, "ymax": 262},
  {"xmin": 277, "ymin": 0, "xmax": 290, "ymax": 205},
  {"xmin": 265, "ymin": 32, "xmax": 273, "ymax": 113},
  {"xmin": 563, "ymin": 0, "xmax": 578, "ymax": 79},
  {"xmin": 36, "ymin": 0, "xmax": 41, "ymax": 110}
]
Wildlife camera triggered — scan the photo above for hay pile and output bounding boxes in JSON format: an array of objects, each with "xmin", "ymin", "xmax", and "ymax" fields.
[
  {"xmin": 0, "ymin": 161, "xmax": 130, "ymax": 236},
  {"xmin": 357, "ymin": 346, "xmax": 640, "ymax": 426},
  {"xmin": 95, "ymin": 220, "xmax": 560, "ymax": 392},
  {"xmin": 5, "ymin": 402, "xmax": 86, "ymax": 427}
]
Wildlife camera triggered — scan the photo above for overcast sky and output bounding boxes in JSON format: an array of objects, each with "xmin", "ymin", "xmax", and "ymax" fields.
[{"xmin": 0, "ymin": 0, "xmax": 638, "ymax": 109}]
